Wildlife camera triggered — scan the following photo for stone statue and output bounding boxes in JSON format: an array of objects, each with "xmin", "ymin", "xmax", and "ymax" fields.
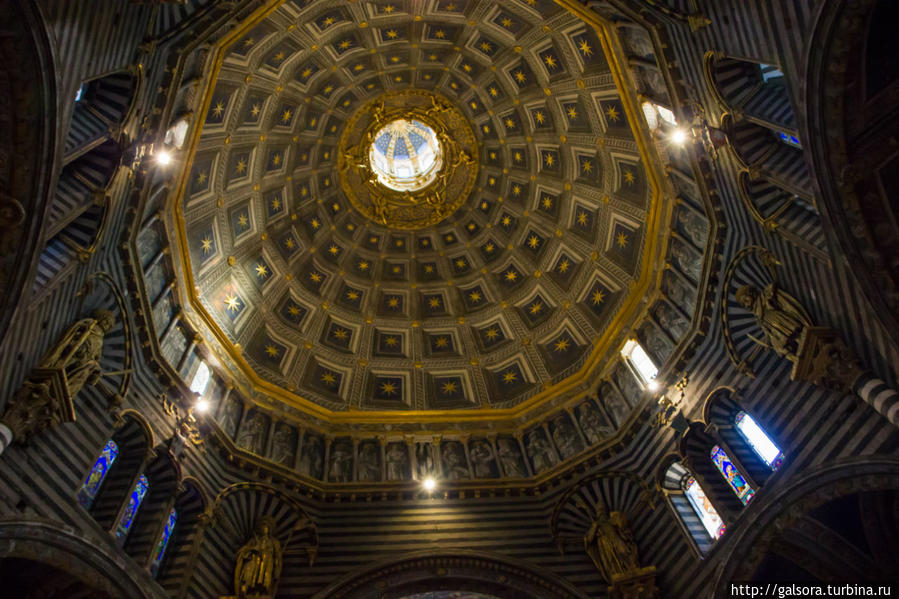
[
  {"xmin": 386, "ymin": 442, "xmax": 409, "ymax": 481},
  {"xmin": 1, "ymin": 310, "xmax": 116, "ymax": 449},
  {"xmin": 40, "ymin": 309, "xmax": 115, "ymax": 399},
  {"xmin": 238, "ymin": 413, "xmax": 266, "ymax": 455},
  {"xmin": 220, "ymin": 398, "xmax": 241, "ymax": 438},
  {"xmin": 678, "ymin": 208, "xmax": 707, "ymax": 247},
  {"xmin": 234, "ymin": 516, "xmax": 282, "ymax": 599},
  {"xmin": 643, "ymin": 326, "xmax": 672, "ymax": 365},
  {"xmin": 551, "ymin": 415, "xmax": 583, "ymax": 459},
  {"xmin": 328, "ymin": 440, "xmax": 353, "ymax": 482},
  {"xmin": 602, "ymin": 388, "xmax": 630, "ymax": 428},
  {"xmin": 655, "ymin": 301, "xmax": 688, "ymax": 339},
  {"xmin": 584, "ymin": 503, "xmax": 641, "ymax": 584},
  {"xmin": 416, "ymin": 442, "xmax": 438, "ymax": 479},
  {"xmin": 578, "ymin": 401, "xmax": 613, "ymax": 445},
  {"xmin": 496, "ymin": 438, "xmax": 525, "ymax": 477},
  {"xmin": 269, "ymin": 424, "xmax": 294, "ymax": 466},
  {"xmin": 442, "ymin": 441, "xmax": 469, "ymax": 480},
  {"xmin": 736, "ymin": 283, "xmax": 812, "ymax": 362},
  {"xmin": 526, "ymin": 429, "xmax": 556, "ymax": 472},
  {"xmin": 468, "ymin": 440, "xmax": 495, "ymax": 478},
  {"xmin": 356, "ymin": 442, "xmax": 381, "ymax": 482},
  {"xmin": 671, "ymin": 240, "xmax": 701, "ymax": 282},
  {"xmin": 299, "ymin": 435, "xmax": 322, "ymax": 478}
]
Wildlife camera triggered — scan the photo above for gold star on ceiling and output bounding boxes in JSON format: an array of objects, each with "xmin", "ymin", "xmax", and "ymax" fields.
[
  {"xmin": 502, "ymin": 370, "xmax": 518, "ymax": 384},
  {"xmin": 591, "ymin": 289, "xmax": 605, "ymax": 305},
  {"xmin": 527, "ymin": 235, "xmax": 540, "ymax": 249},
  {"xmin": 567, "ymin": 106, "xmax": 578, "ymax": 119},
  {"xmin": 265, "ymin": 344, "xmax": 280, "ymax": 358},
  {"xmin": 271, "ymin": 153, "xmax": 281, "ymax": 166},
  {"xmin": 271, "ymin": 197, "xmax": 281, "ymax": 210},
  {"xmin": 255, "ymin": 264, "xmax": 269, "ymax": 278},
  {"xmin": 195, "ymin": 171, "xmax": 208, "ymax": 185},
  {"xmin": 617, "ymin": 232, "xmax": 629, "ymax": 248},
  {"xmin": 212, "ymin": 101, "xmax": 225, "ymax": 118},
  {"xmin": 504, "ymin": 269, "xmax": 518, "ymax": 282},
  {"xmin": 578, "ymin": 39, "xmax": 593, "ymax": 57},
  {"xmin": 456, "ymin": 258, "xmax": 467, "ymax": 269},
  {"xmin": 534, "ymin": 110, "xmax": 545, "ymax": 124},
  {"xmin": 333, "ymin": 328, "xmax": 348, "ymax": 340},
  {"xmin": 237, "ymin": 214, "xmax": 249, "ymax": 228},
  {"xmin": 347, "ymin": 290, "xmax": 359, "ymax": 301},
  {"xmin": 384, "ymin": 336, "xmax": 398, "ymax": 346},
  {"xmin": 480, "ymin": 41, "xmax": 493, "ymax": 53},
  {"xmin": 201, "ymin": 236, "xmax": 213, "ymax": 254},
  {"xmin": 529, "ymin": 301, "xmax": 543, "ymax": 315},
  {"xmin": 554, "ymin": 338, "xmax": 571, "ymax": 352},
  {"xmin": 387, "ymin": 297, "xmax": 400, "ymax": 308},
  {"xmin": 338, "ymin": 39, "xmax": 352, "ymax": 50},
  {"xmin": 287, "ymin": 304, "xmax": 301, "ymax": 316},
  {"xmin": 379, "ymin": 381, "xmax": 397, "ymax": 396},
  {"xmin": 273, "ymin": 51, "xmax": 286, "ymax": 62},
  {"xmin": 605, "ymin": 105, "xmax": 620, "ymax": 122},
  {"xmin": 386, "ymin": 29, "xmax": 399, "ymax": 39},
  {"xmin": 310, "ymin": 218, "xmax": 320, "ymax": 229},
  {"xmin": 582, "ymin": 160, "xmax": 593, "ymax": 173},
  {"xmin": 321, "ymin": 371, "xmax": 337, "ymax": 386},
  {"xmin": 309, "ymin": 271, "xmax": 322, "ymax": 283},
  {"xmin": 501, "ymin": 215, "xmax": 512, "ymax": 226},
  {"xmin": 469, "ymin": 290, "xmax": 482, "ymax": 302},
  {"xmin": 505, "ymin": 118, "xmax": 516, "ymax": 129},
  {"xmin": 484, "ymin": 243, "xmax": 495, "ymax": 253},
  {"xmin": 224, "ymin": 294, "xmax": 241, "ymax": 312},
  {"xmin": 501, "ymin": 17, "xmax": 513, "ymax": 28},
  {"xmin": 428, "ymin": 297, "xmax": 441, "ymax": 308},
  {"xmin": 250, "ymin": 104, "xmax": 261, "ymax": 118},
  {"xmin": 543, "ymin": 55, "xmax": 558, "ymax": 69},
  {"xmin": 434, "ymin": 336, "xmax": 449, "ymax": 348},
  {"xmin": 441, "ymin": 381, "xmax": 458, "ymax": 394},
  {"xmin": 284, "ymin": 238, "xmax": 295, "ymax": 249},
  {"xmin": 281, "ymin": 108, "xmax": 292, "ymax": 122},
  {"xmin": 624, "ymin": 170, "xmax": 636, "ymax": 185},
  {"xmin": 557, "ymin": 259, "xmax": 570, "ymax": 273},
  {"xmin": 435, "ymin": 29, "xmax": 446, "ymax": 39},
  {"xmin": 514, "ymin": 70, "xmax": 527, "ymax": 83},
  {"xmin": 576, "ymin": 211, "xmax": 589, "ymax": 226},
  {"xmin": 485, "ymin": 327, "xmax": 500, "ymax": 340},
  {"xmin": 541, "ymin": 196, "xmax": 553, "ymax": 209},
  {"xmin": 328, "ymin": 244, "xmax": 339, "ymax": 255},
  {"xmin": 544, "ymin": 153, "xmax": 555, "ymax": 167},
  {"xmin": 235, "ymin": 158, "xmax": 247, "ymax": 174}
]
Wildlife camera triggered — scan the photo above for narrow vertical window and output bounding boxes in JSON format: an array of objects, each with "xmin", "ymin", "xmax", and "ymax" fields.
[
  {"xmin": 190, "ymin": 361, "xmax": 211, "ymax": 396},
  {"xmin": 735, "ymin": 411, "xmax": 784, "ymax": 469},
  {"xmin": 115, "ymin": 474, "xmax": 149, "ymax": 542},
  {"xmin": 77, "ymin": 440, "xmax": 119, "ymax": 509},
  {"xmin": 621, "ymin": 339, "xmax": 658, "ymax": 386},
  {"xmin": 711, "ymin": 445, "xmax": 756, "ymax": 504},
  {"xmin": 684, "ymin": 476, "xmax": 726, "ymax": 539},
  {"xmin": 150, "ymin": 507, "xmax": 178, "ymax": 577}
]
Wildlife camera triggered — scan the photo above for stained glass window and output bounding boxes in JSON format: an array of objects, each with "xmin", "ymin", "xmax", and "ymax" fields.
[
  {"xmin": 711, "ymin": 445, "xmax": 756, "ymax": 504},
  {"xmin": 77, "ymin": 439, "xmax": 119, "ymax": 509},
  {"xmin": 150, "ymin": 507, "xmax": 178, "ymax": 577},
  {"xmin": 115, "ymin": 473, "xmax": 149, "ymax": 542},
  {"xmin": 776, "ymin": 130, "xmax": 802, "ymax": 148},
  {"xmin": 735, "ymin": 411, "xmax": 784, "ymax": 470},
  {"xmin": 369, "ymin": 118, "xmax": 443, "ymax": 192},
  {"xmin": 684, "ymin": 475, "xmax": 726, "ymax": 539}
]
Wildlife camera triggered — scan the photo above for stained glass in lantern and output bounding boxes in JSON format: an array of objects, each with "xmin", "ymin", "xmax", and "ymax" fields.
[
  {"xmin": 711, "ymin": 445, "xmax": 755, "ymax": 504},
  {"xmin": 735, "ymin": 411, "xmax": 784, "ymax": 470},
  {"xmin": 77, "ymin": 439, "xmax": 119, "ymax": 509},
  {"xmin": 684, "ymin": 476, "xmax": 725, "ymax": 539},
  {"xmin": 150, "ymin": 507, "xmax": 178, "ymax": 577},
  {"xmin": 115, "ymin": 473, "xmax": 149, "ymax": 542}
]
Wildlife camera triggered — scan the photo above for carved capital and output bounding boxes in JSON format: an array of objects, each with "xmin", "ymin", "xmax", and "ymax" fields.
[
  {"xmin": 1, "ymin": 369, "xmax": 76, "ymax": 444},
  {"xmin": 792, "ymin": 327, "xmax": 864, "ymax": 392}
]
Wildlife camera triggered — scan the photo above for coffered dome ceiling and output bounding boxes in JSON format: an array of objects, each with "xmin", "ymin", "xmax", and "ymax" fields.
[{"xmin": 171, "ymin": 0, "xmax": 671, "ymax": 427}]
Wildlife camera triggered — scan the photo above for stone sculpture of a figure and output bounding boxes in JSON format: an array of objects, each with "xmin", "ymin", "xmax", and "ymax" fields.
[
  {"xmin": 386, "ymin": 442, "xmax": 408, "ymax": 481},
  {"xmin": 526, "ymin": 429, "xmax": 556, "ymax": 472},
  {"xmin": 584, "ymin": 503, "xmax": 641, "ymax": 584},
  {"xmin": 442, "ymin": 441, "xmax": 469, "ymax": 480},
  {"xmin": 496, "ymin": 438, "xmax": 525, "ymax": 477},
  {"xmin": 356, "ymin": 442, "xmax": 381, "ymax": 482},
  {"xmin": 328, "ymin": 440, "xmax": 353, "ymax": 482},
  {"xmin": 736, "ymin": 283, "xmax": 812, "ymax": 362},
  {"xmin": 578, "ymin": 401, "xmax": 612, "ymax": 445},
  {"xmin": 299, "ymin": 435, "xmax": 322, "ymax": 478},
  {"xmin": 41, "ymin": 309, "xmax": 115, "ymax": 399},
  {"xmin": 468, "ymin": 440, "xmax": 495, "ymax": 478},
  {"xmin": 234, "ymin": 516, "xmax": 282, "ymax": 598},
  {"xmin": 238, "ymin": 413, "xmax": 266, "ymax": 455},
  {"xmin": 416, "ymin": 442, "xmax": 438, "ymax": 479},
  {"xmin": 269, "ymin": 424, "xmax": 294, "ymax": 466}
]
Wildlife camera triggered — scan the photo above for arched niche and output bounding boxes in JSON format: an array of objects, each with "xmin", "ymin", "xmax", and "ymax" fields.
[
  {"xmin": 311, "ymin": 549, "xmax": 591, "ymax": 599},
  {"xmin": 185, "ymin": 482, "xmax": 317, "ymax": 598},
  {"xmin": 713, "ymin": 457, "xmax": 899, "ymax": 594},
  {"xmin": 87, "ymin": 412, "xmax": 153, "ymax": 531},
  {"xmin": 155, "ymin": 477, "xmax": 208, "ymax": 594},
  {"xmin": 121, "ymin": 448, "xmax": 181, "ymax": 560},
  {"xmin": 0, "ymin": 519, "xmax": 160, "ymax": 599}
]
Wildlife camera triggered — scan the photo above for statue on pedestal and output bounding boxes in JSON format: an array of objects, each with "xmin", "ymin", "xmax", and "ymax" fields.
[
  {"xmin": 736, "ymin": 283, "xmax": 811, "ymax": 363},
  {"xmin": 233, "ymin": 517, "xmax": 282, "ymax": 599},
  {"xmin": 584, "ymin": 503, "xmax": 641, "ymax": 584},
  {"xmin": 1, "ymin": 310, "xmax": 115, "ymax": 450}
]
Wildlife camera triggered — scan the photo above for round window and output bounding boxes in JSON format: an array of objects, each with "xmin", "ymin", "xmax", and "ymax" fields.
[{"xmin": 369, "ymin": 118, "xmax": 443, "ymax": 192}]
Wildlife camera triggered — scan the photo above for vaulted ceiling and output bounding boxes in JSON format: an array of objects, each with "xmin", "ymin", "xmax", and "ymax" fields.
[{"xmin": 169, "ymin": 0, "xmax": 674, "ymax": 428}]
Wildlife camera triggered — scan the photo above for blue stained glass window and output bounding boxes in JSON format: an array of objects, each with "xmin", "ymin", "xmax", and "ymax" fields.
[
  {"xmin": 77, "ymin": 440, "xmax": 119, "ymax": 509},
  {"xmin": 150, "ymin": 507, "xmax": 178, "ymax": 577},
  {"xmin": 711, "ymin": 445, "xmax": 755, "ymax": 504},
  {"xmin": 777, "ymin": 131, "xmax": 801, "ymax": 148},
  {"xmin": 735, "ymin": 411, "xmax": 784, "ymax": 470},
  {"xmin": 115, "ymin": 474, "xmax": 149, "ymax": 542},
  {"xmin": 684, "ymin": 475, "xmax": 726, "ymax": 539}
]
